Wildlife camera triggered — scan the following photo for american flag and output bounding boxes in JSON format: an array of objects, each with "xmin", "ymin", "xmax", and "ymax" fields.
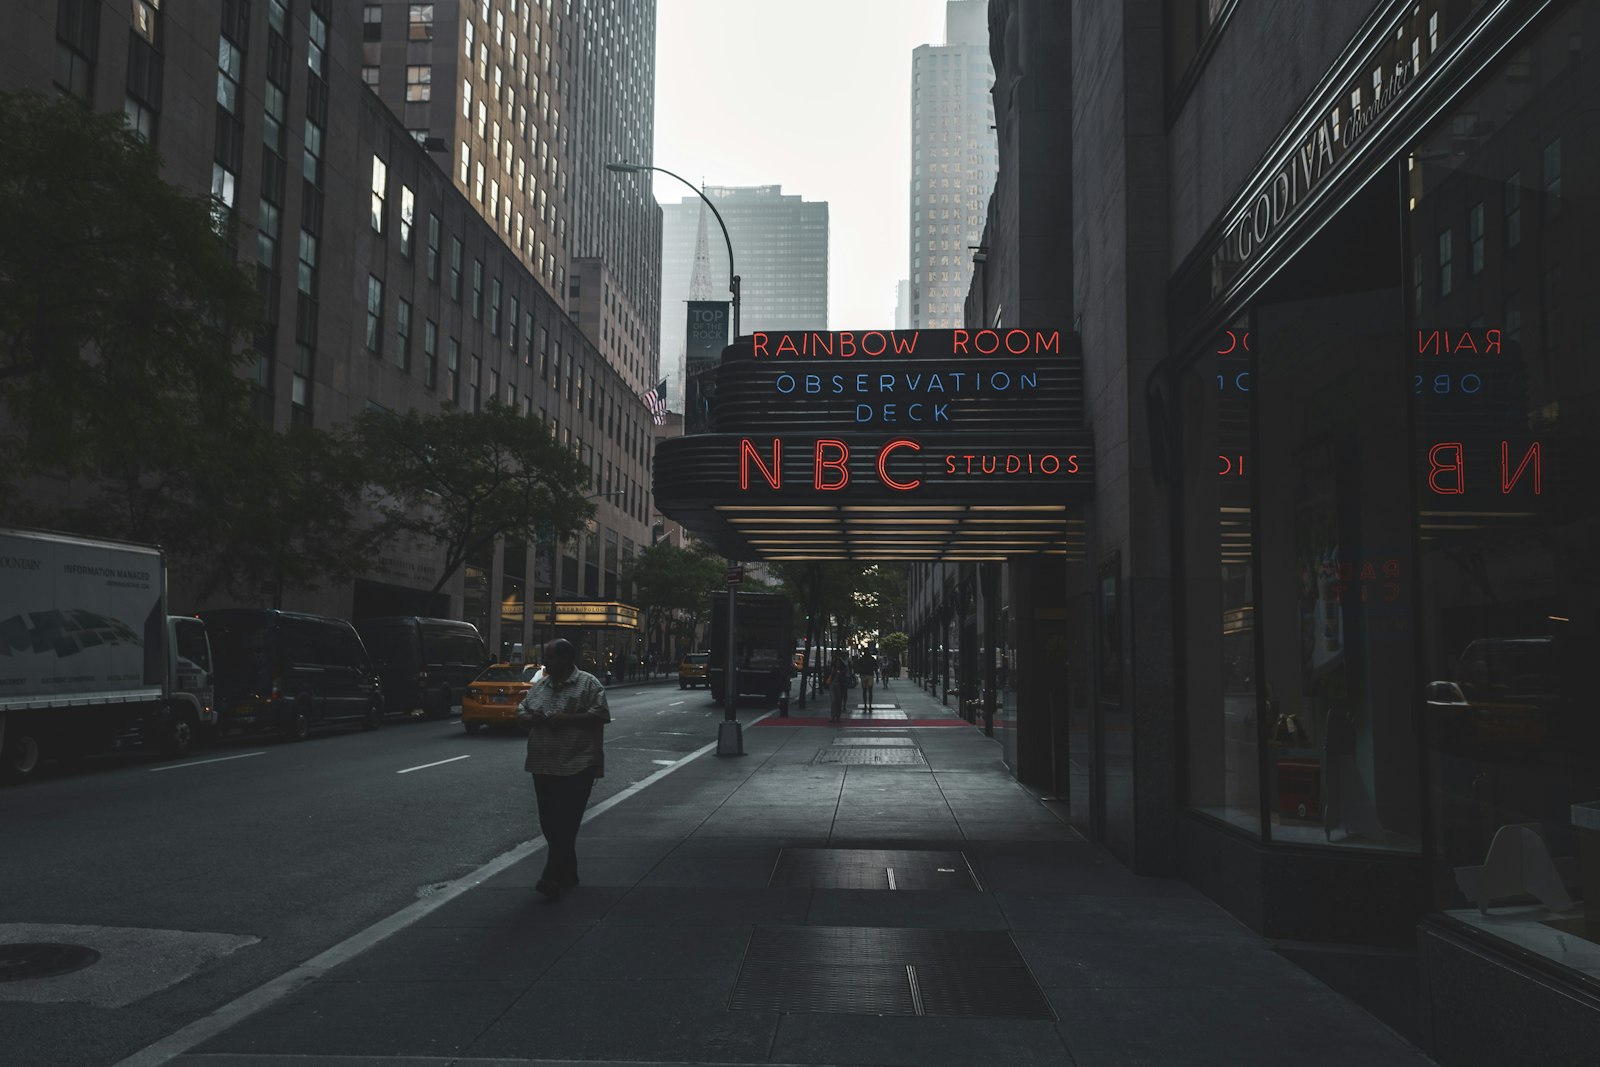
[{"xmin": 639, "ymin": 378, "xmax": 668, "ymax": 426}]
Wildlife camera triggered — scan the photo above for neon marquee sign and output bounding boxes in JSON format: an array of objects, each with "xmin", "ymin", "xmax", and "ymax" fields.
[
  {"xmin": 722, "ymin": 330, "xmax": 1088, "ymax": 494},
  {"xmin": 650, "ymin": 329, "xmax": 1095, "ymax": 556}
]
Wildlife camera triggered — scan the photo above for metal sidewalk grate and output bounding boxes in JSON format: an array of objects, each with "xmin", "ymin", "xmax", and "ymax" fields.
[
  {"xmin": 769, "ymin": 848, "xmax": 980, "ymax": 890},
  {"xmin": 814, "ymin": 747, "xmax": 927, "ymax": 765},
  {"xmin": 730, "ymin": 926, "xmax": 1054, "ymax": 1020},
  {"xmin": 830, "ymin": 736, "xmax": 917, "ymax": 746}
]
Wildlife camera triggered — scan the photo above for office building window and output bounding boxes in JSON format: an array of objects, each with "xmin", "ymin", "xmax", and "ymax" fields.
[
  {"xmin": 406, "ymin": 65, "xmax": 431, "ymax": 101},
  {"xmin": 399, "ymin": 186, "xmax": 414, "ymax": 255},
  {"xmin": 1505, "ymin": 172, "xmax": 1521, "ymax": 248},
  {"xmin": 217, "ymin": 37, "xmax": 242, "ymax": 113},
  {"xmin": 1542, "ymin": 138, "xmax": 1561, "ymax": 220},
  {"xmin": 365, "ymin": 275, "xmax": 384, "ymax": 353},
  {"xmin": 423, "ymin": 319, "xmax": 438, "ymax": 388},
  {"xmin": 370, "ymin": 156, "xmax": 386, "ymax": 234},
  {"xmin": 307, "ymin": 10, "xmax": 326, "ymax": 74},
  {"xmin": 408, "ymin": 3, "xmax": 433, "ymax": 41},
  {"xmin": 1469, "ymin": 202, "xmax": 1484, "ymax": 275},
  {"xmin": 1438, "ymin": 228, "xmax": 1452, "ymax": 298},
  {"xmin": 395, "ymin": 298, "xmax": 412, "ymax": 370},
  {"xmin": 363, "ymin": 5, "xmax": 382, "ymax": 40},
  {"xmin": 426, "ymin": 213, "xmax": 440, "ymax": 280},
  {"xmin": 447, "ymin": 338, "xmax": 460, "ymax": 402}
]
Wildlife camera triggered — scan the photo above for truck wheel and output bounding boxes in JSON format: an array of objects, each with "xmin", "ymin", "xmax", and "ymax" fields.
[
  {"xmin": 159, "ymin": 709, "xmax": 195, "ymax": 759},
  {"xmin": 283, "ymin": 703, "xmax": 312, "ymax": 742},
  {"xmin": 2, "ymin": 730, "xmax": 43, "ymax": 781},
  {"xmin": 363, "ymin": 696, "xmax": 383, "ymax": 731},
  {"xmin": 430, "ymin": 688, "xmax": 451, "ymax": 720}
]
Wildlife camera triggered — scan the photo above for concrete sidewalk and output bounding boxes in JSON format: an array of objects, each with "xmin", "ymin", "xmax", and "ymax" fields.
[{"xmin": 169, "ymin": 685, "xmax": 1433, "ymax": 1067}]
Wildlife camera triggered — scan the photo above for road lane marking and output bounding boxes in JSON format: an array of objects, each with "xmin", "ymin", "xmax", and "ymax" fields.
[
  {"xmin": 651, "ymin": 759, "xmax": 675, "ymax": 765},
  {"xmin": 148, "ymin": 752, "xmax": 265, "ymax": 772},
  {"xmin": 113, "ymin": 708, "xmax": 779, "ymax": 1067},
  {"xmin": 669, "ymin": 700, "xmax": 684, "ymax": 705},
  {"xmin": 396, "ymin": 754, "xmax": 471, "ymax": 774}
]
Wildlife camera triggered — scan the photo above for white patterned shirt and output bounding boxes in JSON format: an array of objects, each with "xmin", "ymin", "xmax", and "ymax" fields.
[{"xmin": 519, "ymin": 668, "xmax": 611, "ymax": 777}]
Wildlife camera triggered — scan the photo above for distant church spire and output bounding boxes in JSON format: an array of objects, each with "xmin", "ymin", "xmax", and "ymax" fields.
[{"xmin": 688, "ymin": 196, "xmax": 716, "ymax": 301}]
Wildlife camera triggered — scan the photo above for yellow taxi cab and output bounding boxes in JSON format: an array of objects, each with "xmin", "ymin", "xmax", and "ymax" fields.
[
  {"xmin": 679, "ymin": 651, "xmax": 710, "ymax": 689},
  {"xmin": 793, "ymin": 647, "xmax": 807, "ymax": 673},
  {"xmin": 462, "ymin": 662, "xmax": 543, "ymax": 733}
]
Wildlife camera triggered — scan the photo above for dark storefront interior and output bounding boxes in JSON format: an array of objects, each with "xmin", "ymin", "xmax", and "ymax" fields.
[{"xmin": 1162, "ymin": 0, "xmax": 1597, "ymax": 1054}]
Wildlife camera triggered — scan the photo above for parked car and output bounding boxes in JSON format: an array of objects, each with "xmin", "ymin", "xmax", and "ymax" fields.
[
  {"xmin": 200, "ymin": 609, "xmax": 383, "ymax": 740},
  {"xmin": 355, "ymin": 616, "xmax": 486, "ymax": 719},
  {"xmin": 679, "ymin": 652, "xmax": 710, "ymax": 689},
  {"xmin": 462, "ymin": 662, "xmax": 543, "ymax": 734}
]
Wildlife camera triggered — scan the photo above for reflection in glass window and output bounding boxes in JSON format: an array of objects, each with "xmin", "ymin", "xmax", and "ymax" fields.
[
  {"xmin": 1410, "ymin": 3, "xmax": 1595, "ymax": 974},
  {"xmin": 1181, "ymin": 321, "xmax": 1260, "ymax": 835}
]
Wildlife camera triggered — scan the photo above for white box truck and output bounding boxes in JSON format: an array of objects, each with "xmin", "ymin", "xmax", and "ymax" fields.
[{"xmin": 0, "ymin": 527, "xmax": 214, "ymax": 781}]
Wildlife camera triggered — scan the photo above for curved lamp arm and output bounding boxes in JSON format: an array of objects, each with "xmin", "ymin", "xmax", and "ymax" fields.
[{"xmin": 605, "ymin": 161, "xmax": 740, "ymax": 340}]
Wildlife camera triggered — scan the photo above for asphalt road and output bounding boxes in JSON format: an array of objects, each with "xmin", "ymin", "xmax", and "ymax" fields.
[{"xmin": 0, "ymin": 678, "xmax": 769, "ymax": 1067}]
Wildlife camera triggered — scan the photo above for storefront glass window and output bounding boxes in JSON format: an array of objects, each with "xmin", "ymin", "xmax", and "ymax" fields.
[
  {"xmin": 1181, "ymin": 318, "xmax": 1260, "ymax": 834},
  {"xmin": 1409, "ymin": 3, "xmax": 1598, "ymax": 976},
  {"xmin": 1252, "ymin": 184, "xmax": 1419, "ymax": 850}
]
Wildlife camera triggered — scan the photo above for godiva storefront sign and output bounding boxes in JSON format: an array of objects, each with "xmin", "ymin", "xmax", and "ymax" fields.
[{"xmin": 1173, "ymin": 0, "xmax": 1494, "ymax": 330}]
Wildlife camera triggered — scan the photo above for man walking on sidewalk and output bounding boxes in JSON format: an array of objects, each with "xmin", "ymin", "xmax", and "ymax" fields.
[
  {"xmin": 854, "ymin": 646, "xmax": 878, "ymax": 715},
  {"xmin": 516, "ymin": 639, "xmax": 611, "ymax": 902}
]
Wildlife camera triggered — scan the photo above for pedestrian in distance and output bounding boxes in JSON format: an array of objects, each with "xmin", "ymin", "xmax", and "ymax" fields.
[
  {"xmin": 854, "ymin": 647, "xmax": 878, "ymax": 715},
  {"xmin": 515, "ymin": 638, "xmax": 611, "ymax": 903},
  {"xmin": 825, "ymin": 649, "xmax": 851, "ymax": 724}
]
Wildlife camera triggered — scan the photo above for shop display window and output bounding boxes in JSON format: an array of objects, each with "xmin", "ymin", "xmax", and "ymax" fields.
[
  {"xmin": 1409, "ymin": 3, "xmax": 1598, "ymax": 981},
  {"xmin": 1180, "ymin": 317, "xmax": 1260, "ymax": 834},
  {"xmin": 1183, "ymin": 166, "xmax": 1423, "ymax": 851},
  {"xmin": 1252, "ymin": 223, "xmax": 1420, "ymax": 850}
]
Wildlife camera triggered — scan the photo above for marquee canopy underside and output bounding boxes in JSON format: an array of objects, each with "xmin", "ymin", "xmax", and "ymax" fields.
[{"xmin": 671, "ymin": 503, "xmax": 1086, "ymax": 561}]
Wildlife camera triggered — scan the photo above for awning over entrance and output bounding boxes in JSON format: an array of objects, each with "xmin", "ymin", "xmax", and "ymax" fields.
[
  {"xmin": 538, "ymin": 601, "xmax": 640, "ymax": 630},
  {"xmin": 679, "ymin": 503, "xmax": 1086, "ymax": 561},
  {"xmin": 655, "ymin": 330, "xmax": 1094, "ymax": 560}
]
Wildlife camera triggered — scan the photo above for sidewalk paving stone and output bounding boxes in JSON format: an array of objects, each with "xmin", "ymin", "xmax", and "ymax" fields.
[{"xmin": 171, "ymin": 676, "xmax": 1433, "ymax": 1067}]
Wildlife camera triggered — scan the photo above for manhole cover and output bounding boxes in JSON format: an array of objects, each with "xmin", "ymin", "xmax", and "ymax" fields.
[
  {"xmin": 814, "ymin": 747, "xmax": 926, "ymax": 765},
  {"xmin": 0, "ymin": 943, "xmax": 101, "ymax": 982}
]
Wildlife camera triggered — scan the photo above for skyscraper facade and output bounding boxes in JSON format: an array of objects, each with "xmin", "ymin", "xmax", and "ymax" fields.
[
  {"xmin": 2, "ymin": 0, "xmax": 654, "ymax": 662},
  {"xmin": 907, "ymin": 0, "xmax": 996, "ymax": 330},
  {"xmin": 367, "ymin": 0, "xmax": 661, "ymax": 396},
  {"xmin": 658, "ymin": 185, "xmax": 828, "ymax": 409}
]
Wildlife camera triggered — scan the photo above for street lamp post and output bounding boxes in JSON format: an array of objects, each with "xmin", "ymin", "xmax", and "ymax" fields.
[{"xmin": 604, "ymin": 162, "xmax": 739, "ymax": 341}]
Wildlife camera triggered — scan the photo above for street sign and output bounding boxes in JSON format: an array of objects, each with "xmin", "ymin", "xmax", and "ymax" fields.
[{"xmin": 725, "ymin": 565, "xmax": 743, "ymax": 584}]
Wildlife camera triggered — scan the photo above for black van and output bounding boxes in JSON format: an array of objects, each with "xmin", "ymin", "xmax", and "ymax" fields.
[
  {"xmin": 201, "ymin": 609, "xmax": 384, "ymax": 740},
  {"xmin": 355, "ymin": 617, "xmax": 487, "ymax": 719}
]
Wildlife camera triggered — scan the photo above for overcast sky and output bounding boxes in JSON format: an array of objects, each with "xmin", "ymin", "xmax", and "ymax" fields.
[{"xmin": 653, "ymin": 0, "xmax": 951, "ymax": 330}]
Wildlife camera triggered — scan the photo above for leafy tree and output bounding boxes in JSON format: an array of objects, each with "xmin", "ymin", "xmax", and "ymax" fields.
[
  {"xmin": 878, "ymin": 632, "xmax": 909, "ymax": 660},
  {"xmin": 622, "ymin": 539, "xmax": 726, "ymax": 654},
  {"xmin": 353, "ymin": 400, "xmax": 593, "ymax": 595},
  {"xmin": 855, "ymin": 564, "xmax": 910, "ymax": 637},
  {"xmin": 187, "ymin": 424, "xmax": 382, "ymax": 606},
  {"xmin": 0, "ymin": 90, "xmax": 260, "ymax": 510}
]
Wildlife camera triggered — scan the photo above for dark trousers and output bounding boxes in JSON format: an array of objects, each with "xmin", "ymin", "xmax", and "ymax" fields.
[{"xmin": 532, "ymin": 767, "xmax": 597, "ymax": 885}]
